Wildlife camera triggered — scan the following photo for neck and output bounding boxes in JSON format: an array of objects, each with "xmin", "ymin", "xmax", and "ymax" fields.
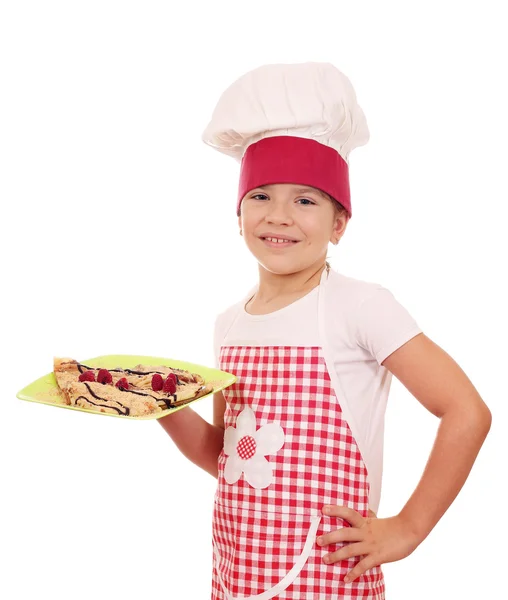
[{"xmin": 255, "ymin": 259, "xmax": 329, "ymax": 303}]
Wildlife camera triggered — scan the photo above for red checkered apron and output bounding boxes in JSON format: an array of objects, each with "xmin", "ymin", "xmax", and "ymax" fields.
[{"xmin": 211, "ymin": 345, "xmax": 385, "ymax": 599}]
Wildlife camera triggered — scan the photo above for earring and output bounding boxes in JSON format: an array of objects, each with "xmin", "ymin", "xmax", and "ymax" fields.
[{"xmin": 240, "ymin": 229, "xmax": 243, "ymax": 236}]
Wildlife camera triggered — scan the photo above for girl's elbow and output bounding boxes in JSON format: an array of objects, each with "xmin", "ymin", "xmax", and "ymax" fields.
[
  {"xmin": 447, "ymin": 401, "xmax": 492, "ymax": 437},
  {"xmin": 479, "ymin": 405, "xmax": 492, "ymax": 435},
  {"xmin": 466, "ymin": 402, "xmax": 492, "ymax": 438}
]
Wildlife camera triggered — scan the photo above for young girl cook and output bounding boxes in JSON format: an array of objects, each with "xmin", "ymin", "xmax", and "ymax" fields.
[{"xmin": 159, "ymin": 62, "xmax": 491, "ymax": 599}]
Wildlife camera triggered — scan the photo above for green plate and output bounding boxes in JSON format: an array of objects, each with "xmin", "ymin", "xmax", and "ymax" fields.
[{"xmin": 16, "ymin": 355, "xmax": 236, "ymax": 420}]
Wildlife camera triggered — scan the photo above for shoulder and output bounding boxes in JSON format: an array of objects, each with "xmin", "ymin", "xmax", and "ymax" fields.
[
  {"xmin": 327, "ymin": 269, "xmax": 422, "ymax": 364},
  {"xmin": 214, "ymin": 300, "xmax": 241, "ymax": 331},
  {"xmin": 327, "ymin": 268, "xmax": 418, "ymax": 321},
  {"xmin": 213, "ymin": 283, "xmax": 257, "ymax": 335},
  {"xmin": 326, "ymin": 268, "xmax": 386, "ymax": 310}
]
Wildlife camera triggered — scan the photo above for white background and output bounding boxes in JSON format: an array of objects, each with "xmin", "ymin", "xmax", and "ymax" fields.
[{"xmin": 1, "ymin": 1, "xmax": 507, "ymax": 598}]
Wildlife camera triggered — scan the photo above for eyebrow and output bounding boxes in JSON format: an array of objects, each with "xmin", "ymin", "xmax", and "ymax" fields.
[{"xmin": 294, "ymin": 187, "xmax": 323, "ymax": 196}]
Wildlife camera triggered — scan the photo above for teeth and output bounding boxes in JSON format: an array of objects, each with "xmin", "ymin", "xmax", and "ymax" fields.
[{"xmin": 265, "ymin": 237, "xmax": 294, "ymax": 243}]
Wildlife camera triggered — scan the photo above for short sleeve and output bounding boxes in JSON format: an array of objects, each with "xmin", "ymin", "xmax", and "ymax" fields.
[{"xmin": 355, "ymin": 287, "xmax": 423, "ymax": 365}]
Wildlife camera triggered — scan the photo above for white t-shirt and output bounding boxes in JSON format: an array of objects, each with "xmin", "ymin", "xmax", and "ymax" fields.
[{"xmin": 213, "ymin": 268, "xmax": 423, "ymax": 513}]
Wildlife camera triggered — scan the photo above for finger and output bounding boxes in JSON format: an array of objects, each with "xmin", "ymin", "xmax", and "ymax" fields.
[
  {"xmin": 323, "ymin": 542, "xmax": 367, "ymax": 565},
  {"xmin": 322, "ymin": 505, "xmax": 364, "ymax": 528},
  {"xmin": 317, "ymin": 527, "xmax": 364, "ymax": 547},
  {"xmin": 344, "ymin": 556, "xmax": 377, "ymax": 583},
  {"xmin": 368, "ymin": 509, "xmax": 377, "ymax": 519}
]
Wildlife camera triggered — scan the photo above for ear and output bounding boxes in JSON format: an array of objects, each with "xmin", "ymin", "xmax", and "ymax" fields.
[{"xmin": 331, "ymin": 213, "xmax": 349, "ymax": 244}]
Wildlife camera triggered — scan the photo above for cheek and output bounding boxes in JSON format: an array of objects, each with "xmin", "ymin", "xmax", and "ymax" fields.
[
  {"xmin": 241, "ymin": 215, "xmax": 253, "ymax": 231},
  {"xmin": 240, "ymin": 210, "xmax": 260, "ymax": 232},
  {"xmin": 297, "ymin": 217, "xmax": 329, "ymax": 240}
]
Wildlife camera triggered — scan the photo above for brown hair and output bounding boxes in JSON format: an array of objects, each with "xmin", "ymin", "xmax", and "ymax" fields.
[{"xmin": 319, "ymin": 190, "xmax": 348, "ymax": 218}]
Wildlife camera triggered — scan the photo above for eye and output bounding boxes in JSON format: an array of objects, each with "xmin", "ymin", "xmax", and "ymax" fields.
[
  {"xmin": 296, "ymin": 197, "xmax": 316, "ymax": 206},
  {"xmin": 251, "ymin": 193, "xmax": 269, "ymax": 200}
]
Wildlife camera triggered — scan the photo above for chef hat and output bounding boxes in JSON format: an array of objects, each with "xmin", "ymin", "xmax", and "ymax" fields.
[{"xmin": 201, "ymin": 62, "xmax": 369, "ymax": 218}]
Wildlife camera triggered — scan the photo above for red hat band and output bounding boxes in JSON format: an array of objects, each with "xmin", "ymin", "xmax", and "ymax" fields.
[{"xmin": 237, "ymin": 136, "xmax": 351, "ymax": 218}]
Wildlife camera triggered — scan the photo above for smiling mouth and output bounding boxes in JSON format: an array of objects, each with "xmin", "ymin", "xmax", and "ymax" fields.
[{"xmin": 260, "ymin": 237, "xmax": 300, "ymax": 247}]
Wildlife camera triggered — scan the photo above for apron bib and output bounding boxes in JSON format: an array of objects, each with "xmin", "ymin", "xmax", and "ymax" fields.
[{"xmin": 211, "ymin": 272, "xmax": 385, "ymax": 599}]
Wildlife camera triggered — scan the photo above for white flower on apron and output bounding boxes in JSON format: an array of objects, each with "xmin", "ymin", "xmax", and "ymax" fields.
[{"xmin": 223, "ymin": 405, "xmax": 285, "ymax": 489}]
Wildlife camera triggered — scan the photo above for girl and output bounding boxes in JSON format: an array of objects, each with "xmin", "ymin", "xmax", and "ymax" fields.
[{"xmin": 159, "ymin": 62, "xmax": 491, "ymax": 599}]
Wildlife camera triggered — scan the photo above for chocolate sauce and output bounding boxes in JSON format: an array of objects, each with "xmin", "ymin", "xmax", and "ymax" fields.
[
  {"xmin": 79, "ymin": 383, "xmax": 130, "ymax": 416},
  {"xmin": 117, "ymin": 386, "xmax": 176, "ymax": 408},
  {"xmin": 74, "ymin": 396, "xmax": 127, "ymax": 416}
]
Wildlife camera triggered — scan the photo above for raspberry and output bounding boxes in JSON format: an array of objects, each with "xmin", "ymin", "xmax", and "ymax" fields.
[
  {"xmin": 166, "ymin": 373, "xmax": 177, "ymax": 384},
  {"xmin": 163, "ymin": 376, "xmax": 177, "ymax": 395},
  {"xmin": 78, "ymin": 370, "xmax": 95, "ymax": 383},
  {"xmin": 115, "ymin": 377, "xmax": 129, "ymax": 390},
  {"xmin": 151, "ymin": 374, "xmax": 164, "ymax": 392},
  {"xmin": 97, "ymin": 369, "xmax": 113, "ymax": 385}
]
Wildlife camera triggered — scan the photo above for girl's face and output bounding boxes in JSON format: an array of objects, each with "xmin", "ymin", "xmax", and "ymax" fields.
[{"xmin": 239, "ymin": 183, "xmax": 349, "ymax": 275}]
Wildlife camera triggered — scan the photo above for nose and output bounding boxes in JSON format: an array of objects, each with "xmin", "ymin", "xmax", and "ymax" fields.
[{"xmin": 264, "ymin": 201, "xmax": 293, "ymax": 225}]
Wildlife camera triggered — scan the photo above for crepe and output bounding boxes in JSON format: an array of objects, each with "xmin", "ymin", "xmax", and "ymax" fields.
[{"xmin": 53, "ymin": 357, "xmax": 213, "ymax": 417}]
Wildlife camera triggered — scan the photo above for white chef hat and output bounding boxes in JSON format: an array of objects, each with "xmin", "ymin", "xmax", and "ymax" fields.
[{"xmin": 201, "ymin": 62, "xmax": 369, "ymax": 218}]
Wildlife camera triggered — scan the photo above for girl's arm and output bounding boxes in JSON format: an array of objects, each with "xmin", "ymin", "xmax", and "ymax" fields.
[
  {"xmin": 318, "ymin": 332, "xmax": 491, "ymax": 582},
  {"xmin": 157, "ymin": 391, "xmax": 226, "ymax": 478},
  {"xmin": 382, "ymin": 332, "xmax": 492, "ymax": 543}
]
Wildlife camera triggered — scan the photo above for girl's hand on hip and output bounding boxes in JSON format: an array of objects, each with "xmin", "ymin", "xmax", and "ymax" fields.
[{"xmin": 317, "ymin": 505, "xmax": 420, "ymax": 583}]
